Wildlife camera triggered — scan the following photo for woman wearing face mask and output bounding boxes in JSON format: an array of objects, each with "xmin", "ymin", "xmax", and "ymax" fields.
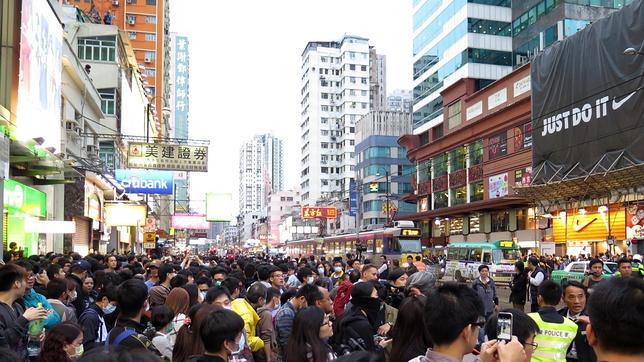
[
  {"xmin": 37, "ymin": 321, "xmax": 84, "ymax": 362},
  {"xmin": 316, "ymin": 263, "xmax": 333, "ymax": 291},
  {"xmin": 186, "ymin": 309, "xmax": 246, "ymax": 362},
  {"xmin": 165, "ymin": 287, "xmax": 190, "ymax": 344},
  {"xmin": 172, "ymin": 303, "xmax": 218, "ymax": 362},
  {"xmin": 335, "ymin": 281, "xmax": 387, "ymax": 354},
  {"xmin": 149, "ymin": 305, "xmax": 175, "ymax": 360},
  {"xmin": 284, "ymin": 306, "xmax": 336, "ymax": 362}
]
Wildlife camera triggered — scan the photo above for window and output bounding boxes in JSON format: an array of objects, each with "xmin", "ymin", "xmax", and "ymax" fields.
[
  {"xmin": 98, "ymin": 89, "xmax": 116, "ymax": 115},
  {"xmin": 146, "ymin": 16, "xmax": 157, "ymax": 24},
  {"xmin": 144, "ymin": 68, "xmax": 156, "ymax": 77},
  {"xmin": 447, "ymin": 101, "xmax": 461, "ymax": 129},
  {"xmin": 432, "ymin": 154, "xmax": 448, "ymax": 177},
  {"xmin": 418, "ymin": 160, "xmax": 431, "ymax": 182},
  {"xmin": 449, "ymin": 146, "xmax": 466, "ymax": 171},
  {"xmin": 469, "ymin": 214, "xmax": 481, "ymax": 233},
  {"xmin": 144, "ymin": 51, "xmax": 156, "ymax": 60},
  {"xmin": 361, "ymin": 65, "xmax": 367, "ymax": 71},
  {"xmin": 128, "ymin": 32, "xmax": 137, "ymax": 40},
  {"xmin": 78, "ymin": 36, "xmax": 116, "ymax": 62},
  {"xmin": 488, "ymin": 132, "xmax": 507, "ymax": 160},
  {"xmin": 450, "ymin": 217, "xmax": 464, "ymax": 235},
  {"xmin": 126, "ymin": 14, "xmax": 136, "ymax": 23},
  {"xmin": 145, "ymin": 33, "xmax": 156, "ymax": 41},
  {"xmin": 363, "ymin": 147, "xmax": 390, "ymax": 160},
  {"xmin": 321, "ymin": 130, "xmax": 329, "ymax": 136},
  {"xmin": 146, "ymin": 0, "xmax": 156, "ymax": 4},
  {"xmin": 363, "ymin": 200, "xmax": 383, "ymax": 212},
  {"xmin": 450, "ymin": 186, "xmax": 467, "ymax": 205},
  {"xmin": 491, "ymin": 211, "xmax": 509, "ymax": 232},
  {"xmin": 432, "ymin": 124, "xmax": 444, "ymax": 139},
  {"xmin": 433, "ymin": 191, "xmax": 448, "ymax": 209},
  {"xmin": 469, "ymin": 140, "xmax": 483, "ymax": 165},
  {"xmin": 570, "ymin": 263, "xmax": 586, "ymax": 273},
  {"xmin": 349, "ymin": 64, "xmax": 356, "ymax": 71},
  {"xmin": 469, "ymin": 181, "xmax": 484, "ymax": 202}
]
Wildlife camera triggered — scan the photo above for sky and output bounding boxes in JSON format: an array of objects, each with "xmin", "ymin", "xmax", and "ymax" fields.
[{"xmin": 169, "ymin": 0, "xmax": 413, "ymax": 215}]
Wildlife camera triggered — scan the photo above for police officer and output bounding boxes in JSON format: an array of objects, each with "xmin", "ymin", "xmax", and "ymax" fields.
[
  {"xmin": 631, "ymin": 254, "xmax": 644, "ymax": 277},
  {"xmin": 529, "ymin": 280, "xmax": 578, "ymax": 362}
]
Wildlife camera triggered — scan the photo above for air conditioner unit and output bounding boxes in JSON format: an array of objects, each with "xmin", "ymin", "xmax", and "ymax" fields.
[
  {"xmin": 127, "ymin": 0, "xmax": 134, "ymax": 3},
  {"xmin": 112, "ymin": 0, "xmax": 119, "ymax": 5},
  {"xmin": 144, "ymin": 57, "xmax": 151, "ymax": 63},
  {"xmin": 86, "ymin": 145, "xmax": 98, "ymax": 155},
  {"xmin": 65, "ymin": 120, "xmax": 78, "ymax": 131},
  {"xmin": 128, "ymin": 19, "xmax": 135, "ymax": 25}
]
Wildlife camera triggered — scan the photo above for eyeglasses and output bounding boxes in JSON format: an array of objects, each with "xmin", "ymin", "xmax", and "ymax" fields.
[{"xmin": 525, "ymin": 341, "xmax": 538, "ymax": 351}]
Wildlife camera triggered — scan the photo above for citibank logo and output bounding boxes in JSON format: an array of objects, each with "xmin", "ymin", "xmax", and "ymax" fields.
[
  {"xmin": 120, "ymin": 177, "xmax": 168, "ymax": 190},
  {"xmin": 115, "ymin": 169, "xmax": 174, "ymax": 194}
]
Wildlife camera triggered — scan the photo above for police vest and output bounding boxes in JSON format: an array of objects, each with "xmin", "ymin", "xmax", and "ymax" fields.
[{"xmin": 529, "ymin": 312, "xmax": 578, "ymax": 362}]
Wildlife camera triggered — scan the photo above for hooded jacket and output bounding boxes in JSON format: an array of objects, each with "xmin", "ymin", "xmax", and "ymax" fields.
[
  {"xmin": 231, "ymin": 298, "xmax": 264, "ymax": 352},
  {"xmin": 21, "ymin": 288, "xmax": 61, "ymax": 329}
]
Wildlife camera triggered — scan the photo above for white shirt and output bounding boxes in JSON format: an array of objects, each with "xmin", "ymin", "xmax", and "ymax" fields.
[{"xmin": 529, "ymin": 270, "xmax": 544, "ymax": 286}]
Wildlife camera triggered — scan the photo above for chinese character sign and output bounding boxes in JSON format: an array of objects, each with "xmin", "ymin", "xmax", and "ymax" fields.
[
  {"xmin": 127, "ymin": 142, "xmax": 208, "ymax": 171},
  {"xmin": 173, "ymin": 35, "xmax": 190, "ymax": 140},
  {"xmin": 301, "ymin": 207, "xmax": 337, "ymax": 219}
]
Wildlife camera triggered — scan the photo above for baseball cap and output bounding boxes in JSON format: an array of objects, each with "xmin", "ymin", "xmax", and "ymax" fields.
[{"xmin": 71, "ymin": 260, "xmax": 91, "ymax": 271}]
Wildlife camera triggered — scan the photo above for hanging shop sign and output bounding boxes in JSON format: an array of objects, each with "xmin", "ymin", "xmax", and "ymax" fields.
[
  {"xmin": 115, "ymin": 169, "xmax": 174, "ymax": 194},
  {"xmin": 25, "ymin": 220, "xmax": 75, "ymax": 234},
  {"xmin": 205, "ymin": 193, "xmax": 233, "ymax": 222},
  {"xmin": 104, "ymin": 203, "xmax": 146, "ymax": 227},
  {"xmin": 531, "ymin": 1, "xmax": 644, "ymax": 184},
  {"xmin": 127, "ymin": 142, "xmax": 208, "ymax": 172},
  {"xmin": 626, "ymin": 204, "xmax": 644, "ymax": 240},
  {"xmin": 488, "ymin": 173, "xmax": 508, "ymax": 199},
  {"xmin": 514, "ymin": 167, "xmax": 533, "ymax": 188},
  {"xmin": 349, "ymin": 179, "xmax": 358, "ymax": 217},
  {"xmin": 4, "ymin": 179, "xmax": 46, "ymax": 217},
  {"xmin": 301, "ymin": 207, "xmax": 337, "ymax": 219}
]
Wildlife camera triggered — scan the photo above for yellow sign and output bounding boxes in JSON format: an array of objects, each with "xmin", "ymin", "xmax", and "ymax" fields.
[
  {"xmin": 127, "ymin": 142, "xmax": 208, "ymax": 172},
  {"xmin": 499, "ymin": 240, "xmax": 514, "ymax": 248},
  {"xmin": 401, "ymin": 228, "xmax": 421, "ymax": 237},
  {"xmin": 144, "ymin": 232, "xmax": 156, "ymax": 243},
  {"xmin": 369, "ymin": 183, "xmax": 379, "ymax": 192},
  {"xmin": 553, "ymin": 205, "xmax": 625, "ymax": 242},
  {"xmin": 382, "ymin": 201, "xmax": 397, "ymax": 213}
]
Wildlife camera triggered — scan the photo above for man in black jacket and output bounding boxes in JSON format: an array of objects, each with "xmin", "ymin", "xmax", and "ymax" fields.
[
  {"xmin": 559, "ymin": 280, "xmax": 596, "ymax": 362},
  {"xmin": 0, "ymin": 263, "xmax": 49, "ymax": 358},
  {"xmin": 79, "ymin": 285, "xmax": 117, "ymax": 351},
  {"xmin": 67, "ymin": 259, "xmax": 91, "ymax": 317}
]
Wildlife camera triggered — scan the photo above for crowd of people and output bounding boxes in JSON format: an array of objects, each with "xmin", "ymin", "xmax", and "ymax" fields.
[{"xmin": 0, "ymin": 248, "xmax": 641, "ymax": 362}]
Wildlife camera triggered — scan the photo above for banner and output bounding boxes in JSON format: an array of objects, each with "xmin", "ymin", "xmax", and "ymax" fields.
[
  {"xmin": 488, "ymin": 173, "xmax": 508, "ymax": 199},
  {"xmin": 115, "ymin": 169, "xmax": 174, "ymax": 194},
  {"xmin": 531, "ymin": 1, "xmax": 644, "ymax": 184},
  {"xmin": 349, "ymin": 179, "xmax": 357, "ymax": 216},
  {"xmin": 172, "ymin": 214, "xmax": 209, "ymax": 230},
  {"xmin": 127, "ymin": 142, "xmax": 208, "ymax": 171}
]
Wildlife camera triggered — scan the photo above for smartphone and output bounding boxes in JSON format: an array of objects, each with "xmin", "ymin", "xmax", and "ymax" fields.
[{"xmin": 497, "ymin": 312, "xmax": 513, "ymax": 342}]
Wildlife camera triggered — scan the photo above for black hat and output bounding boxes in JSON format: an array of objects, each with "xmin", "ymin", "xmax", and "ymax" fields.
[{"xmin": 387, "ymin": 268, "xmax": 406, "ymax": 282}]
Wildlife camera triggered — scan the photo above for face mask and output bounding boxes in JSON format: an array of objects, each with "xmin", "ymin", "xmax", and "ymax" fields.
[
  {"xmin": 215, "ymin": 280, "xmax": 222, "ymax": 286},
  {"xmin": 229, "ymin": 333, "xmax": 245, "ymax": 354},
  {"xmin": 74, "ymin": 344, "xmax": 84, "ymax": 358},
  {"xmin": 334, "ymin": 267, "xmax": 343, "ymax": 273},
  {"xmin": 224, "ymin": 305, "xmax": 232, "ymax": 311},
  {"xmin": 69, "ymin": 290, "xmax": 77, "ymax": 302},
  {"xmin": 102, "ymin": 303, "xmax": 116, "ymax": 315},
  {"xmin": 307, "ymin": 276, "xmax": 315, "ymax": 285},
  {"xmin": 318, "ymin": 268, "xmax": 325, "ymax": 275},
  {"xmin": 200, "ymin": 291, "xmax": 207, "ymax": 301}
]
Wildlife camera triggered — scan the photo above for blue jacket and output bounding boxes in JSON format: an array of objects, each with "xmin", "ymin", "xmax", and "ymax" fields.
[
  {"xmin": 472, "ymin": 277, "xmax": 498, "ymax": 315},
  {"xmin": 274, "ymin": 301, "xmax": 296, "ymax": 351},
  {"xmin": 22, "ymin": 288, "xmax": 61, "ymax": 329}
]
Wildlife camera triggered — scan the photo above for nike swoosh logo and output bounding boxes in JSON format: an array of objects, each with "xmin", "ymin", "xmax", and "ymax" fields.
[
  {"xmin": 612, "ymin": 91, "xmax": 637, "ymax": 110},
  {"xmin": 573, "ymin": 217, "xmax": 597, "ymax": 232}
]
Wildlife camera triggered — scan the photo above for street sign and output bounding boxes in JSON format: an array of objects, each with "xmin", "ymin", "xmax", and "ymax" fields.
[
  {"xmin": 143, "ymin": 242, "xmax": 156, "ymax": 249},
  {"xmin": 144, "ymin": 232, "xmax": 156, "ymax": 243},
  {"xmin": 301, "ymin": 206, "xmax": 337, "ymax": 219}
]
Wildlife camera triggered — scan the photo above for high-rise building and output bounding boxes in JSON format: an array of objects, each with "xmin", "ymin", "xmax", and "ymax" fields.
[
  {"xmin": 369, "ymin": 49, "xmax": 387, "ymax": 111},
  {"xmin": 512, "ymin": 0, "xmax": 634, "ymax": 64},
  {"xmin": 356, "ymin": 111, "xmax": 414, "ymax": 227},
  {"xmin": 411, "ymin": 0, "xmax": 513, "ymax": 134},
  {"xmin": 169, "ymin": 33, "xmax": 190, "ymax": 213},
  {"xmin": 300, "ymin": 35, "xmax": 382, "ymax": 205},
  {"xmin": 238, "ymin": 134, "xmax": 284, "ymax": 214},
  {"xmin": 76, "ymin": 0, "xmax": 170, "ymax": 137},
  {"xmin": 387, "ymin": 89, "xmax": 413, "ymax": 113}
]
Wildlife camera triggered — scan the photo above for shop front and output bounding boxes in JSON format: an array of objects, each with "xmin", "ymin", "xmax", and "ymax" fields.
[
  {"xmin": 3, "ymin": 179, "xmax": 47, "ymax": 256},
  {"xmin": 553, "ymin": 205, "xmax": 626, "ymax": 256}
]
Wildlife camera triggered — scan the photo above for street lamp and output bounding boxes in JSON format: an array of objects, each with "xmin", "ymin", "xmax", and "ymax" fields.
[
  {"xmin": 623, "ymin": 47, "xmax": 644, "ymax": 56},
  {"xmin": 375, "ymin": 167, "xmax": 392, "ymax": 226}
]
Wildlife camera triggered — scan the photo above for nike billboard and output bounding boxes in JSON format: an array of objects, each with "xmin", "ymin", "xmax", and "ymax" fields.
[{"xmin": 531, "ymin": 1, "xmax": 644, "ymax": 184}]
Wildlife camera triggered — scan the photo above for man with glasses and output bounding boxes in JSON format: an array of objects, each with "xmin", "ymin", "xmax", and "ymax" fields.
[
  {"xmin": 15, "ymin": 260, "xmax": 61, "ymax": 329},
  {"xmin": 411, "ymin": 282, "xmax": 525, "ymax": 361},
  {"xmin": 484, "ymin": 309, "xmax": 540, "ymax": 361},
  {"xmin": 268, "ymin": 266, "xmax": 285, "ymax": 293}
]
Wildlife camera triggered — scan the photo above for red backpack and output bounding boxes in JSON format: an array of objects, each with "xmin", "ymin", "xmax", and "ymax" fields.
[{"xmin": 333, "ymin": 280, "xmax": 354, "ymax": 317}]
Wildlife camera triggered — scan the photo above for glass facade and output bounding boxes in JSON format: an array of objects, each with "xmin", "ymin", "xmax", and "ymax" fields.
[
  {"xmin": 78, "ymin": 36, "xmax": 116, "ymax": 62},
  {"xmin": 414, "ymin": 0, "xmax": 466, "ymax": 55},
  {"xmin": 564, "ymin": 18, "xmax": 591, "ymax": 36}
]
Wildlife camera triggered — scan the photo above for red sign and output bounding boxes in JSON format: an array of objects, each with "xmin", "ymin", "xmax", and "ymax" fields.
[{"xmin": 301, "ymin": 207, "xmax": 337, "ymax": 219}]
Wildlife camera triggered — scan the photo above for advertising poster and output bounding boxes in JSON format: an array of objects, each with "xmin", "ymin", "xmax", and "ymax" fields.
[
  {"xmin": 626, "ymin": 204, "xmax": 644, "ymax": 240},
  {"xmin": 488, "ymin": 173, "xmax": 508, "ymax": 199},
  {"xmin": 16, "ymin": 0, "xmax": 63, "ymax": 150}
]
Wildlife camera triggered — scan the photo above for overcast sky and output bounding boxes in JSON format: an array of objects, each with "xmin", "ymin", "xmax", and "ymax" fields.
[{"xmin": 170, "ymin": 1, "xmax": 413, "ymax": 215}]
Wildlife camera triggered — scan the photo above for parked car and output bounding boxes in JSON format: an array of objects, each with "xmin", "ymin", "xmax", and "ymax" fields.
[{"xmin": 551, "ymin": 261, "xmax": 617, "ymax": 284}]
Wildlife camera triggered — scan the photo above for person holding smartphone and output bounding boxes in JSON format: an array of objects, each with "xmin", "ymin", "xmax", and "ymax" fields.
[{"xmin": 483, "ymin": 309, "xmax": 540, "ymax": 361}]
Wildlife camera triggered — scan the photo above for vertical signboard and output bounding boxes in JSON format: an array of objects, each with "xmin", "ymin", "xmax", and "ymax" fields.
[
  {"xmin": 349, "ymin": 179, "xmax": 357, "ymax": 216},
  {"xmin": 173, "ymin": 35, "xmax": 190, "ymax": 140},
  {"xmin": 16, "ymin": 0, "xmax": 63, "ymax": 150}
]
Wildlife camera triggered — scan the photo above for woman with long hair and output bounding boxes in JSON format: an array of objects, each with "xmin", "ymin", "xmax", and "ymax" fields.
[
  {"xmin": 165, "ymin": 287, "xmax": 190, "ymax": 338},
  {"xmin": 180, "ymin": 283, "xmax": 199, "ymax": 307},
  {"xmin": 172, "ymin": 303, "xmax": 218, "ymax": 362},
  {"xmin": 284, "ymin": 306, "xmax": 335, "ymax": 362},
  {"xmin": 38, "ymin": 321, "xmax": 84, "ymax": 362},
  {"xmin": 389, "ymin": 296, "xmax": 432, "ymax": 362}
]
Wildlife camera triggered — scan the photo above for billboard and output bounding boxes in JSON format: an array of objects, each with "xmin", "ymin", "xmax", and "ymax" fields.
[
  {"xmin": 16, "ymin": 0, "xmax": 63, "ymax": 151},
  {"xmin": 488, "ymin": 173, "xmax": 508, "ymax": 199},
  {"xmin": 127, "ymin": 142, "xmax": 208, "ymax": 171},
  {"xmin": 349, "ymin": 179, "xmax": 357, "ymax": 216},
  {"xmin": 115, "ymin": 169, "xmax": 174, "ymax": 195},
  {"xmin": 172, "ymin": 214, "xmax": 209, "ymax": 230},
  {"xmin": 301, "ymin": 207, "xmax": 337, "ymax": 219},
  {"xmin": 531, "ymin": 1, "xmax": 644, "ymax": 184},
  {"xmin": 206, "ymin": 193, "xmax": 233, "ymax": 221}
]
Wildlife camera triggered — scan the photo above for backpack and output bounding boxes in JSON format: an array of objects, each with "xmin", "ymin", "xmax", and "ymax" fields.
[
  {"xmin": 79, "ymin": 308, "xmax": 105, "ymax": 343},
  {"xmin": 104, "ymin": 328, "xmax": 137, "ymax": 351}
]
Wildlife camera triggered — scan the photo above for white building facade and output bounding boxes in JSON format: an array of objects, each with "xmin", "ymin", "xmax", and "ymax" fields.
[
  {"xmin": 267, "ymin": 189, "xmax": 300, "ymax": 246},
  {"xmin": 300, "ymin": 35, "xmax": 380, "ymax": 205},
  {"xmin": 238, "ymin": 133, "xmax": 284, "ymax": 215},
  {"xmin": 412, "ymin": 0, "xmax": 513, "ymax": 134}
]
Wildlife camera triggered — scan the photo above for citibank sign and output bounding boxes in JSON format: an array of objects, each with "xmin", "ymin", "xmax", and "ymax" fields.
[{"xmin": 115, "ymin": 169, "xmax": 174, "ymax": 195}]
